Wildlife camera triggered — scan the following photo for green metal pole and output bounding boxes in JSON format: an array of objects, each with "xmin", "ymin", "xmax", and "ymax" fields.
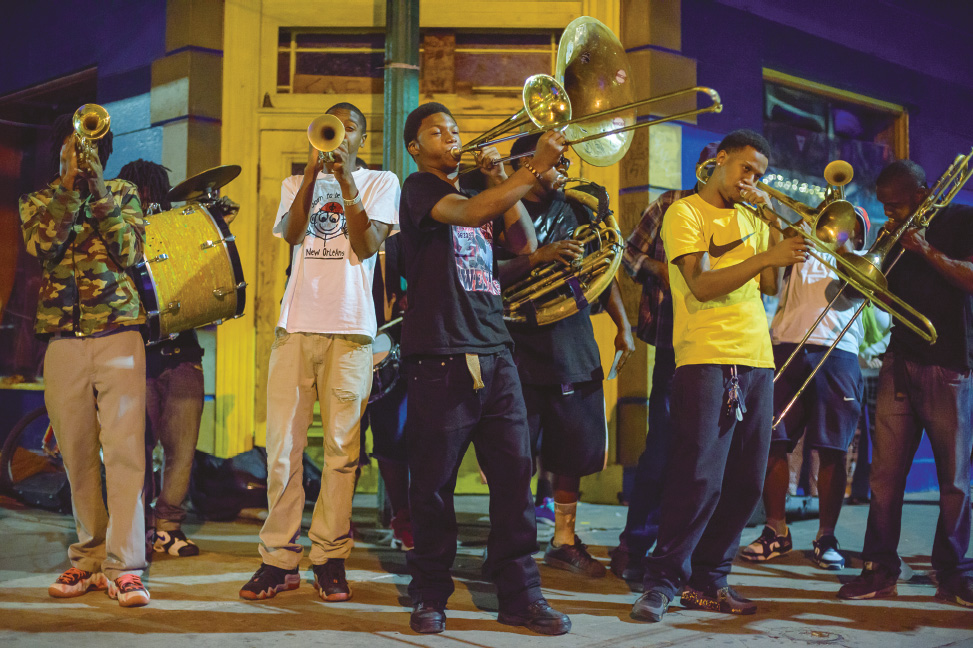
[{"xmin": 383, "ymin": 0, "xmax": 420, "ymax": 179}]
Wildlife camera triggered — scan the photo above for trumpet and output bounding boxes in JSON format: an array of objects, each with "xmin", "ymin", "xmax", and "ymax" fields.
[
  {"xmin": 307, "ymin": 113, "xmax": 345, "ymax": 164},
  {"xmin": 72, "ymin": 104, "xmax": 110, "ymax": 172}
]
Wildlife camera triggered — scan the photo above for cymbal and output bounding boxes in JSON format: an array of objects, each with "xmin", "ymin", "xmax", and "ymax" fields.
[{"xmin": 167, "ymin": 164, "xmax": 241, "ymax": 203}]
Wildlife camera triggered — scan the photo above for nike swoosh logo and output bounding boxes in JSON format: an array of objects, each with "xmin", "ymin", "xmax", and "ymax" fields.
[{"xmin": 709, "ymin": 233, "xmax": 755, "ymax": 258}]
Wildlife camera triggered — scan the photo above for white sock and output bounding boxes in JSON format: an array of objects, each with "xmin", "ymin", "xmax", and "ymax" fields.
[
  {"xmin": 553, "ymin": 502, "xmax": 577, "ymax": 547},
  {"xmin": 767, "ymin": 518, "xmax": 788, "ymax": 537}
]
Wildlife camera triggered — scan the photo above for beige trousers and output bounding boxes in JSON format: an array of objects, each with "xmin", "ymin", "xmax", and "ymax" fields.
[
  {"xmin": 44, "ymin": 330, "xmax": 147, "ymax": 580},
  {"xmin": 259, "ymin": 330, "xmax": 372, "ymax": 568}
]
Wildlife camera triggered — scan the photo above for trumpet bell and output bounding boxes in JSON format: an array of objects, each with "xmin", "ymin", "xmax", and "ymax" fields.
[
  {"xmin": 556, "ymin": 16, "xmax": 635, "ymax": 166},
  {"xmin": 73, "ymin": 104, "xmax": 111, "ymax": 140},
  {"xmin": 307, "ymin": 114, "xmax": 345, "ymax": 154},
  {"xmin": 824, "ymin": 160, "xmax": 854, "ymax": 187}
]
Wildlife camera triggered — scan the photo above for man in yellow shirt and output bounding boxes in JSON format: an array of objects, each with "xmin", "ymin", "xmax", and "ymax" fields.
[{"xmin": 631, "ymin": 129, "xmax": 809, "ymax": 622}]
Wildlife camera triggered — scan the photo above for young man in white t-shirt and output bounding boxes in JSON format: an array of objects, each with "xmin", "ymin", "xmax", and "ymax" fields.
[
  {"xmin": 240, "ymin": 102, "xmax": 400, "ymax": 602},
  {"xmin": 742, "ymin": 207, "xmax": 870, "ymax": 571},
  {"xmin": 631, "ymin": 130, "xmax": 808, "ymax": 623}
]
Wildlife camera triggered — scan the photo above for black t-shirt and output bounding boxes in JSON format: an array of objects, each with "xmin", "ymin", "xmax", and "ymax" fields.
[
  {"xmin": 504, "ymin": 192, "xmax": 604, "ymax": 384},
  {"xmin": 886, "ymin": 203, "xmax": 973, "ymax": 371},
  {"xmin": 399, "ymin": 172, "xmax": 512, "ymax": 356},
  {"xmin": 145, "ymin": 329, "xmax": 203, "ymax": 377}
]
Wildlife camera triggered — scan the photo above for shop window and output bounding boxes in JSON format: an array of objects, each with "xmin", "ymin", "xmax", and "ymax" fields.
[
  {"xmin": 762, "ymin": 71, "xmax": 907, "ymax": 239},
  {"xmin": 277, "ymin": 29, "xmax": 385, "ymax": 94},
  {"xmin": 277, "ymin": 28, "xmax": 557, "ymax": 97}
]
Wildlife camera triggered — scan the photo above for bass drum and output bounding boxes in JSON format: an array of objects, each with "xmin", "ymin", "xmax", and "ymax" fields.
[
  {"xmin": 370, "ymin": 330, "xmax": 401, "ymax": 403},
  {"xmin": 132, "ymin": 202, "xmax": 246, "ymax": 342}
]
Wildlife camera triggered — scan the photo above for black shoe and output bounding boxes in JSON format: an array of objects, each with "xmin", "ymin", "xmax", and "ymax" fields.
[
  {"xmin": 935, "ymin": 575, "xmax": 973, "ymax": 608},
  {"xmin": 239, "ymin": 563, "xmax": 300, "ymax": 600},
  {"xmin": 410, "ymin": 602, "xmax": 446, "ymax": 634},
  {"xmin": 631, "ymin": 590, "xmax": 670, "ymax": 622},
  {"xmin": 312, "ymin": 559, "xmax": 352, "ymax": 602},
  {"xmin": 545, "ymin": 536, "xmax": 607, "ymax": 578},
  {"xmin": 498, "ymin": 599, "xmax": 571, "ymax": 635},
  {"xmin": 681, "ymin": 585, "xmax": 757, "ymax": 615},
  {"xmin": 153, "ymin": 529, "xmax": 200, "ymax": 557},
  {"xmin": 609, "ymin": 543, "xmax": 645, "ymax": 581},
  {"xmin": 741, "ymin": 525, "xmax": 792, "ymax": 562},
  {"xmin": 837, "ymin": 562, "xmax": 898, "ymax": 600}
]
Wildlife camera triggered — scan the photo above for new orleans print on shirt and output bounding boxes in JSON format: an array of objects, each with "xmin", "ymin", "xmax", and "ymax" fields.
[
  {"xmin": 304, "ymin": 192, "xmax": 348, "ymax": 259},
  {"xmin": 453, "ymin": 221, "xmax": 501, "ymax": 295}
]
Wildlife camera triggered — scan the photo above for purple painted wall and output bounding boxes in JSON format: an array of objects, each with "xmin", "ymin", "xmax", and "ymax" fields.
[{"xmin": 0, "ymin": 0, "xmax": 166, "ymax": 101}]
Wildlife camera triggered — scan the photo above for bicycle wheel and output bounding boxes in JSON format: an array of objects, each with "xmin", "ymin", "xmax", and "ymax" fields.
[{"xmin": 0, "ymin": 405, "xmax": 72, "ymax": 513}]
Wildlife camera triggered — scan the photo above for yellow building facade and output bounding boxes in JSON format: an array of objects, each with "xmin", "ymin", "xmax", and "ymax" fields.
[{"xmin": 210, "ymin": 0, "xmax": 695, "ymax": 501}]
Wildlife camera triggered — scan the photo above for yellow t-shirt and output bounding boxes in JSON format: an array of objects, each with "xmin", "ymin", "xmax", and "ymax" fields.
[{"xmin": 661, "ymin": 193, "xmax": 773, "ymax": 368}]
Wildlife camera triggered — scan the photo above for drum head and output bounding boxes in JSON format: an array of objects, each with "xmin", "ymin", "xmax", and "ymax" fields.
[{"xmin": 372, "ymin": 332, "xmax": 392, "ymax": 364}]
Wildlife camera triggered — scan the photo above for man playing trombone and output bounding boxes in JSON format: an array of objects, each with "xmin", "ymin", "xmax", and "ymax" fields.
[
  {"xmin": 742, "ymin": 205, "xmax": 870, "ymax": 570},
  {"xmin": 838, "ymin": 159, "xmax": 973, "ymax": 608},
  {"xmin": 632, "ymin": 129, "xmax": 809, "ymax": 622}
]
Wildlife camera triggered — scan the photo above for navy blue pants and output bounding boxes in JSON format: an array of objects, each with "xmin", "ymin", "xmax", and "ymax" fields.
[
  {"xmin": 863, "ymin": 354, "xmax": 973, "ymax": 583},
  {"xmin": 620, "ymin": 345, "xmax": 676, "ymax": 556},
  {"xmin": 405, "ymin": 348, "xmax": 542, "ymax": 612},
  {"xmin": 643, "ymin": 364, "xmax": 773, "ymax": 598}
]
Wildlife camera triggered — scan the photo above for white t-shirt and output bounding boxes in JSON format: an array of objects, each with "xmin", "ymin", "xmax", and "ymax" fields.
[
  {"xmin": 770, "ymin": 252, "xmax": 864, "ymax": 354},
  {"xmin": 273, "ymin": 168, "xmax": 400, "ymax": 338}
]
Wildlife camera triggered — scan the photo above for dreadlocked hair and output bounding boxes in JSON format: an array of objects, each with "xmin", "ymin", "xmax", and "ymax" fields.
[
  {"xmin": 116, "ymin": 159, "xmax": 173, "ymax": 211},
  {"xmin": 50, "ymin": 112, "xmax": 114, "ymax": 176}
]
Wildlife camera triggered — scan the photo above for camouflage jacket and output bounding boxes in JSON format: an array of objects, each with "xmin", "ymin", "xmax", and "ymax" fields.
[{"xmin": 19, "ymin": 178, "xmax": 146, "ymax": 336}]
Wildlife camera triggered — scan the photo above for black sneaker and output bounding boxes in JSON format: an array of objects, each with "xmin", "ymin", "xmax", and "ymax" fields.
[
  {"xmin": 154, "ymin": 530, "xmax": 200, "ymax": 557},
  {"xmin": 544, "ymin": 536, "xmax": 606, "ymax": 578},
  {"xmin": 935, "ymin": 575, "xmax": 973, "ymax": 608},
  {"xmin": 410, "ymin": 601, "xmax": 446, "ymax": 634},
  {"xmin": 837, "ymin": 562, "xmax": 898, "ymax": 600},
  {"xmin": 681, "ymin": 585, "xmax": 757, "ymax": 615},
  {"xmin": 610, "ymin": 542, "xmax": 645, "ymax": 582},
  {"xmin": 312, "ymin": 559, "xmax": 352, "ymax": 602},
  {"xmin": 497, "ymin": 599, "xmax": 571, "ymax": 635},
  {"xmin": 239, "ymin": 563, "xmax": 300, "ymax": 600},
  {"xmin": 631, "ymin": 590, "xmax": 670, "ymax": 622},
  {"xmin": 811, "ymin": 535, "xmax": 845, "ymax": 570},
  {"xmin": 741, "ymin": 525, "xmax": 792, "ymax": 562}
]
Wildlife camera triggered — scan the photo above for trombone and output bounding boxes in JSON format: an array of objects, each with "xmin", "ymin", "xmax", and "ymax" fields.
[
  {"xmin": 72, "ymin": 104, "xmax": 111, "ymax": 172},
  {"xmin": 307, "ymin": 113, "xmax": 345, "ymax": 164},
  {"xmin": 772, "ymin": 149, "xmax": 973, "ymax": 428},
  {"xmin": 453, "ymin": 16, "xmax": 723, "ymax": 171},
  {"xmin": 695, "ymin": 158, "xmax": 938, "ymax": 391}
]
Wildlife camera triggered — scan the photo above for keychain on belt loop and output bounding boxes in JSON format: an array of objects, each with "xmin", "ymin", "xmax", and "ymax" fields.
[{"xmin": 727, "ymin": 365, "xmax": 746, "ymax": 422}]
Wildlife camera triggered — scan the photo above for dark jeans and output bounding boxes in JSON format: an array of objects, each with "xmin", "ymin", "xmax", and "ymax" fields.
[
  {"xmin": 643, "ymin": 364, "xmax": 773, "ymax": 599},
  {"xmin": 620, "ymin": 345, "xmax": 675, "ymax": 556},
  {"xmin": 405, "ymin": 348, "xmax": 542, "ymax": 612},
  {"xmin": 862, "ymin": 354, "xmax": 973, "ymax": 582}
]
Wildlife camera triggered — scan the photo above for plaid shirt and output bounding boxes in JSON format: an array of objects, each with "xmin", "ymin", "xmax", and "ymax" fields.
[{"xmin": 622, "ymin": 187, "xmax": 697, "ymax": 347}]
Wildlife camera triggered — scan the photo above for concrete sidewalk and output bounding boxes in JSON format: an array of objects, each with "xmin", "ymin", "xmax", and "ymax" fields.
[{"xmin": 0, "ymin": 493, "xmax": 970, "ymax": 647}]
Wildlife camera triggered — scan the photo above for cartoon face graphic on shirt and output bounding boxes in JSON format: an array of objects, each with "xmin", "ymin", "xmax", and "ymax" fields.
[{"xmin": 307, "ymin": 198, "xmax": 347, "ymax": 242}]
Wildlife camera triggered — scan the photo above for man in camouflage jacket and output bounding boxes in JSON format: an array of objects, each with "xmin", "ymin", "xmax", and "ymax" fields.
[{"xmin": 19, "ymin": 113, "xmax": 150, "ymax": 607}]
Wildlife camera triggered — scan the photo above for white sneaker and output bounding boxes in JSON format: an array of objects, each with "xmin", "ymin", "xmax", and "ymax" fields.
[
  {"xmin": 48, "ymin": 568, "xmax": 108, "ymax": 598},
  {"xmin": 108, "ymin": 574, "xmax": 151, "ymax": 607}
]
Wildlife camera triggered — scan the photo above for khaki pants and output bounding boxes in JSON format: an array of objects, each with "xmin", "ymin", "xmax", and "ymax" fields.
[
  {"xmin": 259, "ymin": 330, "xmax": 371, "ymax": 568},
  {"xmin": 44, "ymin": 331, "xmax": 147, "ymax": 580}
]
